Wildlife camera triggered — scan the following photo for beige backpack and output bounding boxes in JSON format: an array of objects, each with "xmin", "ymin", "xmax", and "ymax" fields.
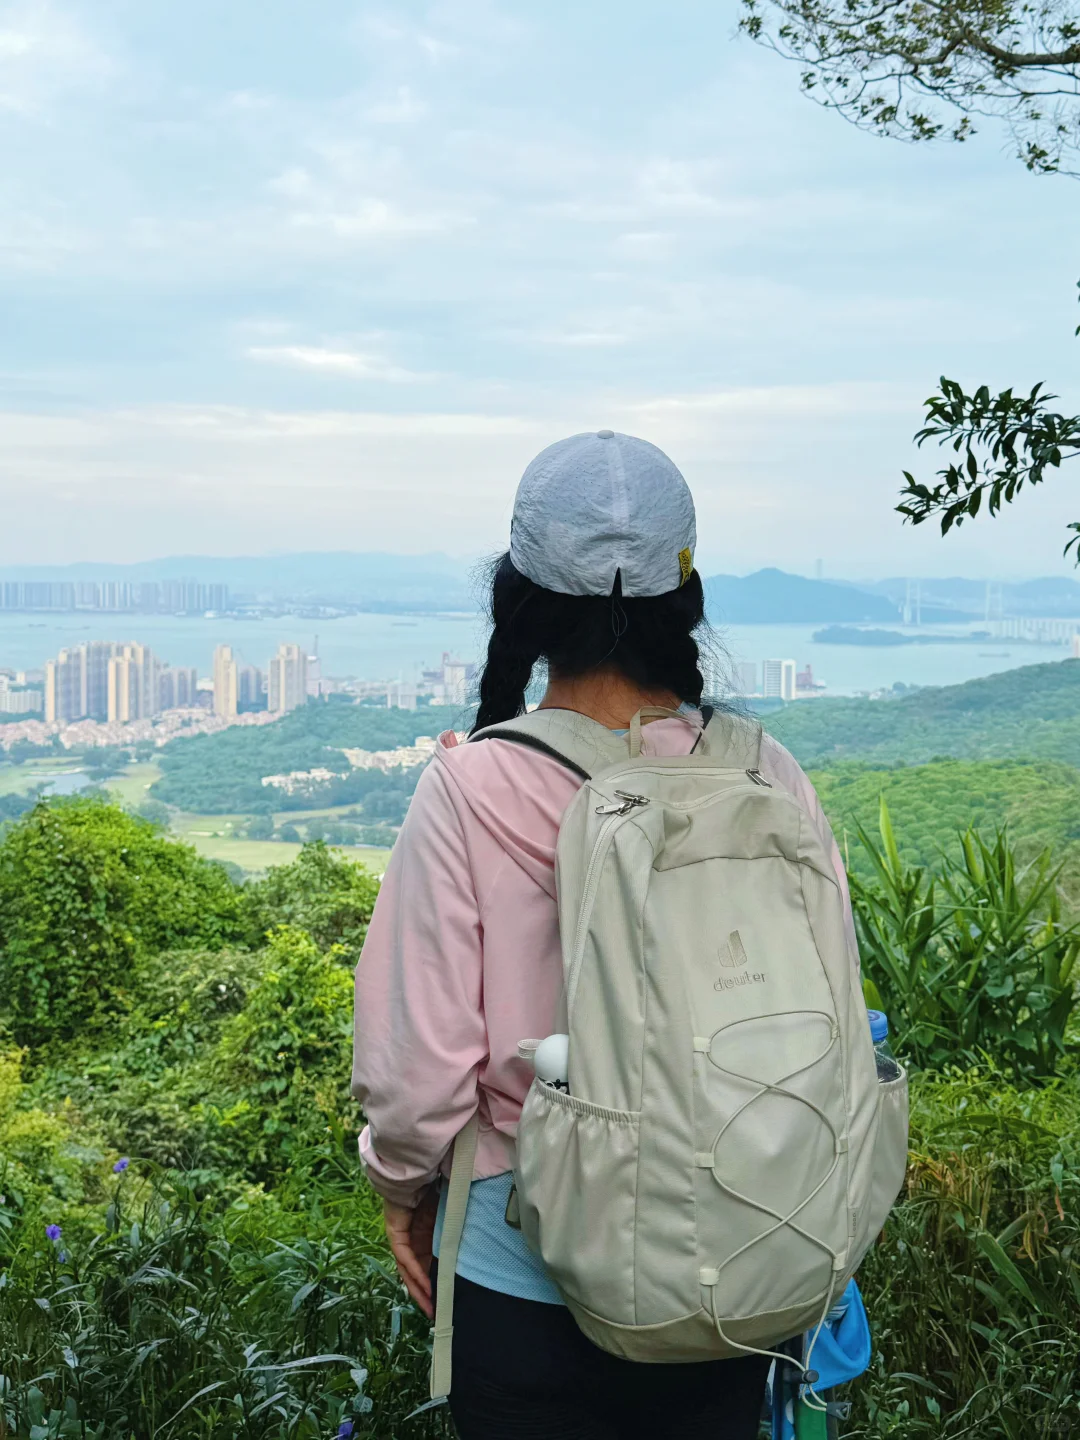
[{"xmin": 431, "ymin": 706, "xmax": 908, "ymax": 1398}]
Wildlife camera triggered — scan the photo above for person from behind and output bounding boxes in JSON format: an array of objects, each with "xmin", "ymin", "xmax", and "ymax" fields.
[{"xmin": 353, "ymin": 430, "xmax": 868, "ymax": 1439}]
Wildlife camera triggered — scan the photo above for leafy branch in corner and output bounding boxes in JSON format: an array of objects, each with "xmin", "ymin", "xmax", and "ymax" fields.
[
  {"xmin": 740, "ymin": 0, "xmax": 1080, "ymax": 175},
  {"xmin": 897, "ymin": 284, "xmax": 1080, "ymax": 561}
]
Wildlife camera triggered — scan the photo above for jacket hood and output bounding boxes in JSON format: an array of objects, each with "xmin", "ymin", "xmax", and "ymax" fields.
[{"xmin": 433, "ymin": 713, "xmax": 703, "ymax": 900}]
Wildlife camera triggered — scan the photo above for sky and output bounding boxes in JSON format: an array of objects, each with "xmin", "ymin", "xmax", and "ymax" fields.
[{"xmin": 1, "ymin": 0, "xmax": 1078, "ymax": 579}]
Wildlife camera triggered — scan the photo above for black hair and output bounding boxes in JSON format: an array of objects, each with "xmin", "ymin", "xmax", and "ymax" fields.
[{"xmin": 472, "ymin": 553, "xmax": 713, "ymax": 733}]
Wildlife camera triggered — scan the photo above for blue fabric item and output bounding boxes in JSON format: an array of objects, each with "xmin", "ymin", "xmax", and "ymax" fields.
[
  {"xmin": 772, "ymin": 1280, "xmax": 872, "ymax": 1440},
  {"xmin": 432, "ymin": 1171, "xmax": 565, "ymax": 1306}
]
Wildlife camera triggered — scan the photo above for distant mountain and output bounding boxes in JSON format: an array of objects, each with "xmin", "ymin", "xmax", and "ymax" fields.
[
  {"xmin": 704, "ymin": 569, "xmax": 899, "ymax": 624},
  {"xmin": 0, "ymin": 553, "xmax": 475, "ymax": 609}
]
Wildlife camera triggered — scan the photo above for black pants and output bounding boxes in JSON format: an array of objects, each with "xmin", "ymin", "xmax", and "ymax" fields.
[{"xmin": 434, "ymin": 1267, "xmax": 770, "ymax": 1440}]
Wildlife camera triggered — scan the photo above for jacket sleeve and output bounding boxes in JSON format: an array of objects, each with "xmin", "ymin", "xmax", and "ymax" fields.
[
  {"xmin": 352, "ymin": 759, "xmax": 486, "ymax": 1208},
  {"xmin": 760, "ymin": 734, "xmax": 860, "ymax": 967}
]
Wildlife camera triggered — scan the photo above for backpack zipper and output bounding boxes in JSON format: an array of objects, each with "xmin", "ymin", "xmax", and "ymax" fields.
[
  {"xmin": 594, "ymin": 790, "xmax": 651, "ymax": 816},
  {"xmin": 566, "ymin": 779, "xmax": 786, "ymax": 1009}
]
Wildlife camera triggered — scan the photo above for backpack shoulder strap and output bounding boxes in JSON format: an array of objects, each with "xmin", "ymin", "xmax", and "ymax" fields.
[
  {"xmin": 468, "ymin": 708, "xmax": 630, "ymax": 780},
  {"xmin": 698, "ymin": 706, "xmax": 764, "ymax": 770}
]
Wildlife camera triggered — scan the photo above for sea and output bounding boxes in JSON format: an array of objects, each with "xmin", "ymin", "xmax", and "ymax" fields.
[{"xmin": 0, "ymin": 612, "xmax": 1072, "ymax": 698}]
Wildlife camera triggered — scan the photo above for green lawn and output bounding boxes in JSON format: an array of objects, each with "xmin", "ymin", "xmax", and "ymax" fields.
[
  {"xmin": 169, "ymin": 809, "xmax": 390, "ymax": 875},
  {"xmin": 105, "ymin": 761, "xmax": 163, "ymax": 805}
]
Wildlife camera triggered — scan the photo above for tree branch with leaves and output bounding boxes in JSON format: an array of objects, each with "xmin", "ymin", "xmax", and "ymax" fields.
[
  {"xmin": 896, "ymin": 283, "xmax": 1080, "ymax": 561},
  {"xmin": 740, "ymin": 0, "xmax": 1080, "ymax": 173}
]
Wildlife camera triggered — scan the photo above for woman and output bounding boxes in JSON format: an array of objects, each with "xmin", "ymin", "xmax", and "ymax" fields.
[{"xmin": 352, "ymin": 430, "xmax": 857, "ymax": 1439}]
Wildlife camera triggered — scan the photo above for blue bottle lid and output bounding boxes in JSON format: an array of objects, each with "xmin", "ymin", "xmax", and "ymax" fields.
[{"xmin": 867, "ymin": 1009, "xmax": 889, "ymax": 1044}]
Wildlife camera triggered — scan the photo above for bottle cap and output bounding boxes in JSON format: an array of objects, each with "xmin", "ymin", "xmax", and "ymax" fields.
[{"xmin": 867, "ymin": 1010, "xmax": 889, "ymax": 1044}]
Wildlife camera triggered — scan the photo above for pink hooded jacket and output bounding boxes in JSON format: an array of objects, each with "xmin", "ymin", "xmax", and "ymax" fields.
[{"xmin": 352, "ymin": 712, "xmax": 856, "ymax": 1210}]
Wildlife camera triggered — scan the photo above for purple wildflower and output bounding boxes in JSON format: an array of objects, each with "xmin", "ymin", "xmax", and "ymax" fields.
[
  {"xmin": 337, "ymin": 1424, "xmax": 355, "ymax": 1439},
  {"xmin": 45, "ymin": 1224, "xmax": 62, "ymax": 1243},
  {"xmin": 113, "ymin": 1157, "xmax": 130, "ymax": 1173}
]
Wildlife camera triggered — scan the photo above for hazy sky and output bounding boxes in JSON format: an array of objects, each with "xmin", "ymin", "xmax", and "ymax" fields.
[{"xmin": 2, "ymin": 0, "xmax": 1078, "ymax": 578}]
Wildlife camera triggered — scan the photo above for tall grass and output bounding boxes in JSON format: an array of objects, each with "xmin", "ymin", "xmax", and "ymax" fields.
[
  {"xmin": 851, "ymin": 799, "xmax": 1080, "ymax": 1078},
  {"xmin": 0, "ymin": 1135, "xmax": 451, "ymax": 1440},
  {"xmin": 849, "ymin": 1069, "xmax": 1080, "ymax": 1438}
]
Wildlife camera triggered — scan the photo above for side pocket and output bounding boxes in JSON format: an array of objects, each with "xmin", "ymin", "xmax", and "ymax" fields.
[
  {"xmin": 516, "ymin": 1080, "xmax": 641, "ymax": 1324},
  {"xmin": 869, "ymin": 1067, "xmax": 909, "ymax": 1236}
]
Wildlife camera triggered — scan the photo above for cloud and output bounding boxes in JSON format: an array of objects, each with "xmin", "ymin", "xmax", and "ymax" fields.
[
  {"xmin": 0, "ymin": 0, "xmax": 113, "ymax": 115},
  {"xmin": 246, "ymin": 345, "xmax": 425, "ymax": 383}
]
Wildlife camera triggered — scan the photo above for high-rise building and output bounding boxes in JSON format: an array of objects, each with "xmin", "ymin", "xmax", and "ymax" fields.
[
  {"xmin": 762, "ymin": 658, "xmax": 797, "ymax": 702},
  {"xmin": 44, "ymin": 641, "xmax": 160, "ymax": 723},
  {"xmin": 734, "ymin": 661, "xmax": 758, "ymax": 696},
  {"xmin": 386, "ymin": 681, "xmax": 418, "ymax": 711},
  {"xmin": 268, "ymin": 643, "xmax": 307, "ymax": 715},
  {"xmin": 213, "ymin": 645, "xmax": 239, "ymax": 718},
  {"xmin": 106, "ymin": 643, "xmax": 161, "ymax": 722},
  {"xmin": 0, "ymin": 675, "xmax": 42, "ymax": 714},
  {"xmin": 157, "ymin": 666, "xmax": 199, "ymax": 710},
  {"xmin": 238, "ymin": 665, "xmax": 265, "ymax": 710},
  {"xmin": 0, "ymin": 579, "xmax": 229, "ymax": 614}
]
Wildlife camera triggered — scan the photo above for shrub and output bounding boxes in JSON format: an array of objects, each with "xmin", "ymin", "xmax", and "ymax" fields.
[
  {"xmin": 852, "ymin": 799, "xmax": 1080, "ymax": 1078},
  {"xmin": 0, "ymin": 798, "xmax": 250, "ymax": 1047},
  {"xmin": 850, "ymin": 1068, "xmax": 1080, "ymax": 1436},
  {"xmin": 211, "ymin": 926, "xmax": 355, "ymax": 1174},
  {"xmin": 243, "ymin": 842, "xmax": 379, "ymax": 963},
  {"xmin": 0, "ymin": 1155, "xmax": 451, "ymax": 1440}
]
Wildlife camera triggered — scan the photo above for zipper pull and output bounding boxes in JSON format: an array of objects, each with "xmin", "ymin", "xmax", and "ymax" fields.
[
  {"xmin": 746, "ymin": 769, "xmax": 772, "ymax": 788},
  {"xmin": 595, "ymin": 790, "xmax": 651, "ymax": 816}
]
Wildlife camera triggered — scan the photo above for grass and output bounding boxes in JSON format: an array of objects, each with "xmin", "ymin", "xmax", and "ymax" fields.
[
  {"xmin": 104, "ymin": 760, "xmax": 162, "ymax": 805},
  {"xmin": 168, "ymin": 811, "xmax": 391, "ymax": 875}
]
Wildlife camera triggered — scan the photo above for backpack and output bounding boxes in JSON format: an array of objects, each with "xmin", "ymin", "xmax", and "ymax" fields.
[{"xmin": 430, "ymin": 706, "xmax": 908, "ymax": 1398}]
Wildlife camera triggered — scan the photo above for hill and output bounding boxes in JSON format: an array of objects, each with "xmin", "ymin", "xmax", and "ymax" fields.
[
  {"xmin": 810, "ymin": 758, "xmax": 1080, "ymax": 891},
  {"xmin": 764, "ymin": 659, "xmax": 1080, "ymax": 768},
  {"xmin": 152, "ymin": 700, "xmax": 464, "ymax": 814},
  {"xmin": 704, "ymin": 568, "xmax": 898, "ymax": 623}
]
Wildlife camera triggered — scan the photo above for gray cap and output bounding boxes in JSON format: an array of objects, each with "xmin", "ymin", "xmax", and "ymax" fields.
[{"xmin": 509, "ymin": 430, "xmax": 696, "ymax": 597}]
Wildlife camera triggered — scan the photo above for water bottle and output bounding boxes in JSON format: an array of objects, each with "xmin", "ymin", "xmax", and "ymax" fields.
[
  {"xmin": 867, "ymin": 1010, "xmax": 902, "ymax": 1082},
  {"xmin": 533, "ymin": 1034, "xmax": 570, "ymax": 1092}
]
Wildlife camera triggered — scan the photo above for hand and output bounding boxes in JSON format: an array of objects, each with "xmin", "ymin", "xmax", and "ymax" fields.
[{"xmin": 383, "ymin": 1188, "xmax": 439, "ymax": 1318}]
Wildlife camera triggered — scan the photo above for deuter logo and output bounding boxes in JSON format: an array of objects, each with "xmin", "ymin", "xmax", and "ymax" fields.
[{"xmin": 715, "ymin": 929, "xmax": 766, "ymax": 990}]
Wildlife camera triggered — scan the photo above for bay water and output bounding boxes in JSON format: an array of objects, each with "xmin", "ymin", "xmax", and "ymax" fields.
[{"xmin": 0, "ymin": 611, "xmax": 1070, "ymax": 698}]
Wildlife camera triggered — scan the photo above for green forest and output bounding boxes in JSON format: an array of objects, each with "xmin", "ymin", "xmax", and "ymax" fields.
[
  {"xmin": 765, "ymin": 659, "xmax": 1080, "ymax": 768},
  {"xmin": 151, "ymin": 702, "xmax": 462, "ymax": 816}
]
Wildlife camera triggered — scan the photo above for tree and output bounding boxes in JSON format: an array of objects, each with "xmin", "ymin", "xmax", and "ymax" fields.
[
  {"xmin": 740, "ymin": 0, "xmax": 1080, "ymax": 174},
  {"xmin": 0, "ymin": 797, "xmax": 249, "ymax": 1046},
  {"xmin": 742, "ymin": 0, "xmax": 1080, "ymax": 555},
  {"xmin": 246, "ymin": 814, "xmax": 274, "ymax": 840}
]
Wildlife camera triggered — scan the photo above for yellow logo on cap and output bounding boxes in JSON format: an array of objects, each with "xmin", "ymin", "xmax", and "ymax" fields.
[{"xmin": 678, "ymin": 548, "xmax": 694, "ymax": 585}]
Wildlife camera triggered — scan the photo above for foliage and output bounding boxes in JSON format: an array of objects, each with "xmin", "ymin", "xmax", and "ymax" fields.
[
  {"xmin": 898, "ymin": 372, "xmax": 1080, "ymax": 562},
  {"xmin": 765, "ymin": 658, "xmax": 1080, "ymax": 768},
  {"xmin": 152, "ymin": 701, "xmax": 460, "ymax": 814},
  {"xmin": 0, "ymin": 798, "xmax": 250, "ymax": 1047},
  {"xmin": 849, "ymin": 1067, "xmax": 1080, "ymax": 1436},
  {"xmin": 811, "ymin": 757, "xmax": 1080, "ymax": 895},
  {"xmin": 212, "ymin": 927, "xmax": 355, "ymax": 1173},
  {"xmin": 852, "ymin": 799, "xmax": 1080, "ymax": 1077},
  {"xmin": 0, "ymin": 1049, "xmax": 94, "ymax": 1243},
  {"xmin": 740, "ymin": 0, "xmax": 1080, "ymax": 174},
  {"xmin": 0, "ymin": 1153, "xmax": 451, "ymax": 1440},
  {"xmin": 243, "ymin": 842, "xmax": 379, "ymax": 964}
]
